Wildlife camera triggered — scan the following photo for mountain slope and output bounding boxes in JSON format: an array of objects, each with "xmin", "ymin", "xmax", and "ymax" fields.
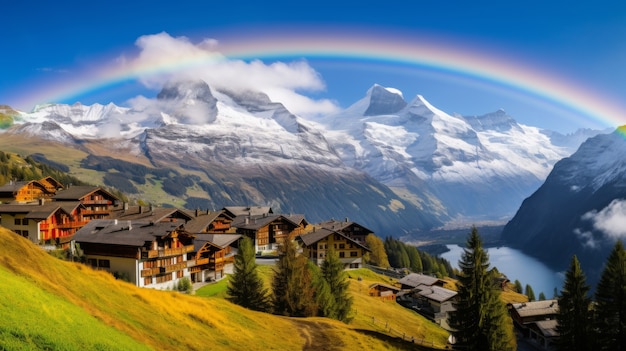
[
  {"xmin": 0, "ymin": 227, "xmax": 443, "ymax": 350},
  {"xmin": 501, "ymin": 127, "xmax": 626, "ymax": 284}
]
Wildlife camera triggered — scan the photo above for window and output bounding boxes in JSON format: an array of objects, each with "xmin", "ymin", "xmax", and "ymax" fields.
[
  {"xmin": 21, "ymin": 231, "xmax": 28, "ymax": 238},
  {"xmin": 98, "ymin": 259, "xmax": 110, "ymax": 268},
  {"xmin": 350, "ymin": 251, "xmax": 358, "ymax": 257},
  {"xmin": 339, "ymin": 244, "xmax": 345, "ymax": 249},
  {"xmin": 22, "ymin": 219, "xmax": 28, "ymax": 225},
  {"xmin": 339, "ymin": 252, "xmax": 345, "ymax": 258},
  {"xmin": 144, "ymin": 277, "xmax": 152, "ymax": 286},
  {"xmin": 14, "ymin": 218, "xmax": 21, "ymax": 225},
  {"xmin": 87, "ymin": 258, "xmax": 97, "ymax": 267}
]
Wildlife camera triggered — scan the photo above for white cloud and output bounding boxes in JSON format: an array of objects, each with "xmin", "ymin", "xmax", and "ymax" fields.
[
  {"xmin": 581, "ymin": 199, "xmax": 626, "ymax": 240},
  {"xmin": 573, "ymin": 228, "xmax": 599, "ymax": 249},
  {"xmin": 121, "ymin": 32, "xmax": 339, "ymax": 117}
]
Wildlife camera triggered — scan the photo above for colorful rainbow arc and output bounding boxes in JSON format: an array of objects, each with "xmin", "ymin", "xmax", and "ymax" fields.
[{"xmin": 14, "ymin": 33, "xmax": 626, "ymax": 131}]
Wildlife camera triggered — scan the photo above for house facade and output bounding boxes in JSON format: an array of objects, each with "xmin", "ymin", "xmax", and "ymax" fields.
[
  {"xmin": 53, "ymin": 186, "xmax": 119, "ymax": 221},
  {"xmin": 296, "ymin": 227, "xmax": 370, "ymax": 269},
  {"xmin": 317, "ymin": 218, "xmax": 373, "ymax": 245},
  {"xmin": 232, "ymin": 214, "xmax": 308, "ymax": 253},
  {"xmin": 509, "ymin": 300, "xmax": 559, "ymax": 350},
  {"xmin": 0, "ymin": 180, "xmax": 55, "ymax": 203},
  {"xmin": 189, "ymin": 234, "xmax": 241, "ymax": 282}
]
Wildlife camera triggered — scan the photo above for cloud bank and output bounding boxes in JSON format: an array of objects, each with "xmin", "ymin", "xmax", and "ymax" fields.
[
  {"xmin": 119, "ymin": 32, "xmax": 339, "ymax": 117},
  {"xmin": 575, "ymin": 199, "xmax": 626, "ymax": 248}
]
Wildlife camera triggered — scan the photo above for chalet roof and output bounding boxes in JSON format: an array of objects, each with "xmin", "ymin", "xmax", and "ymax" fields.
[
  {"xmin": 511, "ymin": 300, "xmax": 559, "ymax": 319},
  {"xmin": 296, "ymin": 227, "xmax": 370, "ymax": 251},
  {"xmin": 413, "ymin": 285, "xmax": 458, "ymax": 303},
  {"xmin": 369, "ymin": 283, "xmax": 401, "ymax": 292},
  {"xmin": 0, "ymin": 181, "xmax": 30, "ymax": 193},
  {"xmin": 0, "ymin": 203, "xmax": 68, "ymax": 219},
  {"xmin": 532, "ymin": 320, "xmax": 559, "ymax": 338},
  {"xmin": 232, "ymin": 214, "xmax": 305, "ymax": 231},
  {"xmin": 39, "ymin": 176, "xmax": 64, "ymax": 189},
  {"xmin": 109, "ymin": 206, "xmax": 193, "ymax": 223},
  {"xmin": 53, "ymin": 186, "xmax": 119, "ymax": 201},
  {"xmin": 398, "ymin": 273, "xmax": 443, "ymax": 288},
  {"xmin": 318, "ymin": 218, "xmax": 374, "ymax": 234},
  {"xmin": 183, "ymin": 210, "xmax": 231, "ymax": 233},
  {"xmin": 58, "ymin": 201, "xmax": 85, "ymax": 214},
  {"xmin": 193, "ymin": 234, "xmax": 241, "ymax": 251},
  {"xmin": 73, "ymin": 219, "xmax": 183, "ymax": 247},
  {"xmin": 223, "ymin": 206, "xmax": 273, "ymax": 218}
]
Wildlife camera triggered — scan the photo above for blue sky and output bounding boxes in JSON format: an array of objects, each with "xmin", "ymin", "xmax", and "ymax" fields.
[{"xmin": 2, "ymin": 1, "xmax": 626, "ymax": 132}]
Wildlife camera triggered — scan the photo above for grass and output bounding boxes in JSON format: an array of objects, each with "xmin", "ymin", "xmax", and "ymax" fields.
[{"xmin": 0, "ymin": 228, "xmax": 445, "ymax": 350}]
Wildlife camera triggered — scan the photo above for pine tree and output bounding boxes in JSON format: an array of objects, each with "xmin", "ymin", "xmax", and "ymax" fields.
[
  {"xmin": 556, "ymin": 255, "xmax": 592, "ymax": 351},
  {"xmin": 226, "ymin": 236, "xmax": 270, "ymax": 312},
  {"xmin": 514, "ymin": 279, "xmax": 523, "ymax": 293},
  {"xmin": 271, "ymin": 239, "xmax": 317, "ymax": 317},
  {"xmin": 310, "ymin": 261, "xmax": 334, "ymax": 318},
  {"xmin": 525, "ymin": 284, "xmax": 536, "ymax": 302},
  {"xmin": 448, "ymin": 226, "xmax": 515, "ymax": 351},
  {"xmin": 538, "ymin": 292, "xmax": 546, "ymax": 301},
  {"xmin": 365, "ymin": 234, "xmax": 390, "ymax": 268},
  {"xmin": 407, "ymin": 245, "xmax": 423, "ymax": 273},
  {"xmin": 321, "ymin": 246, "xmax": 353, "ymax": 322},
  {"xmin": 593, "ymin": 240, "xmax": 626, "ymax": 351}
]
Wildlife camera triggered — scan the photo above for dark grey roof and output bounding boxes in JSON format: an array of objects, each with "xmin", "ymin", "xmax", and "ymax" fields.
[
  {"xmin": 317, "ymin": 219, "xmax": 374, "ymax": 234},
  {"xmin": 368, "ymin": 283, "xmax": 401, "ymax": 292},
  {"xmin": 193, "ymin": 234, "xmax": 242, "ymax": 251},
  {"xmin": 413, "ymin": 285, "xmax": 458, "ymax": 303},
  {"xmin": 0, "ymin": 203, "xmax": 67, "ymax": 219},
  {"xmin": 232, "ymin": 213, "xmax": 306, "ymax": 231},
  {"xmin": 398, "ymin": 273, "xmax": 442, "ymax": 288},
  {"xmin": 0, "ymin": 181, "xmax": 30, "ymax": 193},
  {"xmin": 73, "ymin": 219, "xmax": 182, "ymax": 247},
  {"xmin": 511, "ymin": 300, "xmax": 559, "ymax": 318},
  {"xmin": 183, "ymin": 210, "xmax": 228, "ymax": 233},
  {"xmin": 109, "ymin": 206, "xmax": 192, "ymax": 223}
]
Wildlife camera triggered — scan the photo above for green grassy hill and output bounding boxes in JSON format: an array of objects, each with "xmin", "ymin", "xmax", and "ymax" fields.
[{"xmin": 0, "ymin": 227, "xmax": 450, "ymax": 350}]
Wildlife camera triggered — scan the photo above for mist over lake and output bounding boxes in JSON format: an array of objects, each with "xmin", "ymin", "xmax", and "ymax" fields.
[{"xmin": 440, "ymin": 244, "xmax": 565, "ymax": 298}]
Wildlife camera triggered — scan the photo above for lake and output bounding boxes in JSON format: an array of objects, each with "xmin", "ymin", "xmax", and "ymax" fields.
[{"xmin": 440, "ymin": 245, "xmax": 564, "ymax": 298}]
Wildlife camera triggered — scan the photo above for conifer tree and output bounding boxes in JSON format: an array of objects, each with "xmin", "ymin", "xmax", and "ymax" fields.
[
  {"xmin": 538, "ymin": 292, "xmax": 546, "ymax": 301},
  {"xmin": 226, "ymin": 236, "xmax": 270, "ymax": 312},
  {"xmin": 271, "ymin": 239, "xmax": 317, "ymax": 317},
  {"xmin": 593, "ymin": 240, "xmax": 626, "ymax": 351},
  {"xmin": 407, "ymin": 245, "xmax": 423, "ymax": 273},
  {"xmin": 525, "ymin": 284, "xmax": 536, "ymax": 302},
  {"xmin": 448, "ymin": 226, "xmax": 515, "ymax": 351},
  {"xmin": 321, "ymin": 246, "xmax": 353, "ymax": 322},
  {"xmin": 514, "ymin": 279, "xmax": 523, "ymax": 293},
  {"xmin": 556, "ymin": 255, "xmax": 592, "ymax": 351},
  {"xmin": 310, "ymin": 261, "xmax": 334, "ymax": 318}
]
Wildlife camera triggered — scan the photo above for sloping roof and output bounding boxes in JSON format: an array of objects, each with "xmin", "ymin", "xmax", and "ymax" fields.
[
  {"xmin": 73, "ymin": 219, "xmax": 183, "ymax": 247},
  {"xmin": 533, "ymin": 319, "xmax": 559, "ymax": 338},
  {"xmin": 398, "ymin": 273, "xmax": 442, "ymax": 288},
  {"xmin": 0, "ymin": 203, "xmax": 68, "ymax": 219},
  {"xmin": 183, "ymin": 210, "xmax": 229, "ymax": 233},
  {"xmin": 413, "ymin": 285, "xmax": 458, "ymax": 303},
  {"xmin": 109, "ymin": 206, "xmax": 193, "ymax": 223},
  {"xmin": 53, "ymin": 186, "xmax": 119, "ymax": 201},
  {"xmin": 296, "ymin": 227, "xmax": 370, "ymax": 251},
  {"xmin": 58, "ymin": 201, "xmax": 84, "ymax": 214},
  {"xmin": 318, "ymin": 219, "xmax": 374, "ymax": 234},
  {"xmin": 511, "ymin": 300, "xmax": 559, "ymax": 318},
  {"xmin": 0, "ymin": 181, "xmax": 31, "ymax": 194},
  {"xmin": 193, "ymin": 234, "xmax": 242, "ymax": 251}
]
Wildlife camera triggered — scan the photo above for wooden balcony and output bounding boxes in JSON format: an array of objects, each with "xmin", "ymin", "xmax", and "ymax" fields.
[
  {"xmin": 81, "ymin": 200, "xmax": 112, "ymax": 205},
  {"xmin": 146, "ymin": 245, "xmax": 194, "ymax": 258},
  {"xmin": 81, "ymin": 209, "xmax": 111, "ymax": 215},
  {"xmin": 159, "ymin": 262, "xmax": 187, "ymax": 274},
  {"xmin": 140, "ymin": 267, "xmax": 161, "ymax": 277}
]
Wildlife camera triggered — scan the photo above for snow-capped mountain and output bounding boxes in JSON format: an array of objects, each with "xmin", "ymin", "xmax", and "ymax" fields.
[
  {"xmin": 2, "ymin": 81, "xmax": 602, "ymax": 233},
  {"xmin": 313, "ymin": 84, "xmax": 598, "ymax": 224},
  {"xmin": 501, "ymin": 127, "xmax": 626, "ymax": 285}
]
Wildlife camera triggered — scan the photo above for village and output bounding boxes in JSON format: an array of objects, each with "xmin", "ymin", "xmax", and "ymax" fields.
[{"xmin": 0, "ymin": 177, "xmax": 560, "ymax": 350}]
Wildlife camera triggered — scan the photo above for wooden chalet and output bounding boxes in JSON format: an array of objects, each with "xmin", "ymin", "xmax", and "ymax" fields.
[
  {"xmin": 317, "ymin": 218, "xmax": 374, "ymax": 245},
  {"xmin": 509, "ymin": 300, "xmax": 559, "ymax": 350},
  {"xmin": 53, "ymin": 186, "xmax": 119, "ymax": 220},
  {"xmin": 403, "ymin": 285, "xmax": 458, "ymax": 328},
  {"xmin": 296, "ymin": 227, "xmax": 370, "ymax": 269},
  {"xmin": 38, "ymin": 176, "xmax": 64, "ymax": 193},
  {"xmin": 232, "ymin": 213, "xmax": 308, "ymax": 253},
  {"xmin": 368, "ymin": 283, "xmax": 401, "ymax": 301},
  {"xmin": 189, "ymin": 234, "xmax": 241, "ymax": 282},
  {"xmin": 183, "ymin": 209, "xmax": 234, "ymax": 234},
  {"xmin": 0, "ymin": 202, "xmax": 86, "ymax": 246},
  {"xmin": 72, "ymin": 219, "xmax": 195, "ymax": 289},
  {"xmin": 0, "ymin": 180, "xmax": 56, "ymax": 203}
]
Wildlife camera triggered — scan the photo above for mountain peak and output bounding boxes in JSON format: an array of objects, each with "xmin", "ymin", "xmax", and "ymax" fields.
[
  {"xmin": 463, "ymin": 109, "xmax": 521, "ymax": 132},
  {"xmin": 363, "ymin": 84, "xmax": 407, "ymax": 116},
  {"xmin": 157, "ymin": 79, "xmax": 217, "ymax": 105}
]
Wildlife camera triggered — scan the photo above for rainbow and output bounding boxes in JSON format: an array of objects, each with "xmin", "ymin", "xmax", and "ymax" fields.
[{"xmin": 10, "ymin": 29, "xmax": 626, "ymax": 130}]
